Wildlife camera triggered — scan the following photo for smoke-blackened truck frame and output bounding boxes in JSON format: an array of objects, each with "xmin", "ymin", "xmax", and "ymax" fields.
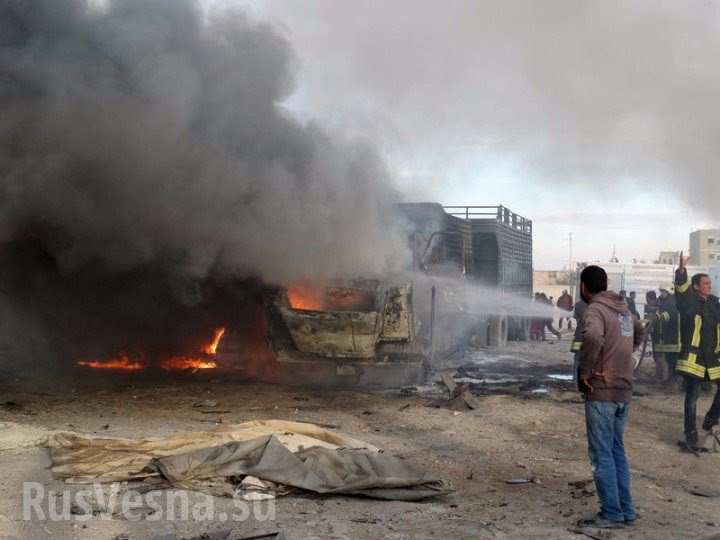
[{"xmin": 261, "ymin": 203, "xmax": 533, "ymax": 388}]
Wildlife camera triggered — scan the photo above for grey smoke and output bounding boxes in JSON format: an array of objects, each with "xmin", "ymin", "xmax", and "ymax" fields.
[
  {"xmin": 0, "ymin": 0, "xmax": 406, "ymax": 366},
  {"xmin": 259, "ymin": 0, "xmax": 720, "ymax": 213}
]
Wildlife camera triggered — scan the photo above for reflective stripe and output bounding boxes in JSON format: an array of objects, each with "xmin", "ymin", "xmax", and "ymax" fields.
[
  {"xmin": 708, "ymin": 366, "xmax": 720, "ymax": 381},
  {"xmin": 676, "ymin": 357, "xmax": 706, "ymax": 378},
  {"xmin": 716, "ymin": 324, "xmax": 720, "ymax": 354},
  {"xmin": 654, "ymin": 344, "xmax": 682, "ymax": 353},
  {"xmin": 660, "ymin": 311, "xmax": 670, "ymax": 322},
  {"xmin": 656, "ymin": 314, "xmax": 681, "ymax": 352},
  {"xmin": 571, "ymin": 341, "xmax": 583, "ymax": 352},
  {"xmin": 677, "ymin": 279, "xmax": 691, "ymax": 294},
  {"xmin": 692, "ymin": 315, "xmax": 702, "ymax": 348}
]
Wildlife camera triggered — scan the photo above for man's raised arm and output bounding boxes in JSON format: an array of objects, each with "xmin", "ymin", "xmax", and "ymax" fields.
[{"xmin": 675, "ymin": 251, "xmax": 691, "ymax": 312}]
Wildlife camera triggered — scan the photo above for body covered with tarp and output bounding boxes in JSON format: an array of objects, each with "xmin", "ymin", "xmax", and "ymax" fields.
[{"xmin": 46, "ymin": 420, "xmax": 451, "ymax": 501}]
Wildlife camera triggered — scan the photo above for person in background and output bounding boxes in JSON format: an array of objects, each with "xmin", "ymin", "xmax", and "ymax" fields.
[
  {"xmin": 644, "ymin": 290, "xmax": 667, "ymax": 381},
  {"xmin": 557, "ymin": 289, "xmax": 574, "ymax": 330},
  {"xmin": 656, "ymin": 285, "xmax": 681, "ymax": 386},
  {"xmin": 539, "ymin": 293, "xmax": 562, "ymax": 340},
  {"xmin": 674, "ymin": 255, "xmax": 720, "ymax": 450},
  {"xmin": 627, "ymin": 292, "xmax": 640, "ymax": 319},
  {"xmin": 530, "ymin": 293, "xmax": 543, "ymax": 340},
  {"xmin": 577, "ymin": 265, "xmax": 644, "ymax": 529}
]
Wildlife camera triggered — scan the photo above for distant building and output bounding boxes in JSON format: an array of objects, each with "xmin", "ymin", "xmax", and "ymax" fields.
[
  {"xmin": 690, "ymin": 229, "xmax": 720, "ymax": 266},
  {"xmin": 656, "ymin": 250, "xmax": 681, "ymax": 265}
]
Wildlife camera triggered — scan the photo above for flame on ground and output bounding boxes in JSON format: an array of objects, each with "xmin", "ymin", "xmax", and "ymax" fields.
[
  {"xmin": 202, "ymin": 327, "xmax": 226, "ymax": 355},
  {"xmin": 77, "ymin": 354, "xmax": 146, "ymax": 371},
  {"xmin": 77, "ymin": 326, "xmax": 226, "ymax": 371},
  {"xmin": 160, "ymin": 356, "xmax": 217, "ymax": 371}
]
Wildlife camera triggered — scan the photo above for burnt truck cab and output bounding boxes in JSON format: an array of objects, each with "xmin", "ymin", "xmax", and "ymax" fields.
[{"xmin": 265, "ymin": 280, "xmax": 427, "ymax": 388}]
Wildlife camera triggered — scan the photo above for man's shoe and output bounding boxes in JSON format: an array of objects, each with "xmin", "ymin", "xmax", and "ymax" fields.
[
  {"xmin": 702, "ymin": 415, "xmax": 719, "ymax": 432},
  {"xmin": 576, "ymin": 515, "xmax": 625, "ymax": 529},
  {"xmin": 625, "ymin": 517, "xmax": 637, "ymax": 526}
]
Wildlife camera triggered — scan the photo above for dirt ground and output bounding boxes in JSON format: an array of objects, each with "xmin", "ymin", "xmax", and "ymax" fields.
[{"xmin": 2, "ymin": 338, "xmax": 720, "ymax": 540}]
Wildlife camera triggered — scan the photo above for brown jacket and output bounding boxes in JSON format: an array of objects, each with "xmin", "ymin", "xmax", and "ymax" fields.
[{"xmin": 579, "ymin": 291, "xmax": 644, "ymax": 402}]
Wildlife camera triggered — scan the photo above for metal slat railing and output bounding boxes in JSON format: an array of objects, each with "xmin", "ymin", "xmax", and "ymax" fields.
[{"xmin": 443, "ymin": 205, "xmax": 533, "ymax": 235}]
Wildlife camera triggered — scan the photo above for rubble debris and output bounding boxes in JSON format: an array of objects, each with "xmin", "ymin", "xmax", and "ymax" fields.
[
  {"xmin": 193, "ymin": 399, "xmax": 220, "ymax": 408},
  {"xmin": 687, "ymin": 486, "xmax": 720, "ymax": 498},
  {"xmin": 568, "ymin": 528, "xmax": 615, "ymax": 540},
  {"xmin": 0, "ymin": 401, "xmax": 35, "ymax": 415},
  {"xmin": 569, "ymin": 479, "xmax": 596, "ymax": 499},
  {"xmin": 440, "ymin": 373, "xmax": 458, "ymax": 395},
  {"xmin": 151, "ymin": 531, "xmax": 238, "ymax": 540},
  {"xmin": 505, "ymin": 477, "xmax": 540, "ymax": 485},
  {"xmin": 432, "ymin": 373, "xmax": 482, "ymax": 410}
]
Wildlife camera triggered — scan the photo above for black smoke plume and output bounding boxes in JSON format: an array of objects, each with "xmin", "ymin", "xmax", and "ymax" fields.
[{"xmin": 0, "ymin": 0, "xmax": 406, "ymax": 371}]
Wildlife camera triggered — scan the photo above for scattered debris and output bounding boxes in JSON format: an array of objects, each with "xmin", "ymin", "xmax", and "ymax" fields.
[
  {"xmin": 1, "ymin": 401, "xmax": 22, "ymax": 411},
  {"xmin": 569, "ymin": 479, "xmax": 596, "ymax": 498},
  {"xmin": 150, "ymin": 531, "xmax": 287, "ymax": 540},
  {"xmin": 0, "ymin": 401, "xmax": 35, "ymax": 415},
  {"xmin": 506, "ymin": 477, "xmax": 540, "ymax": 485},
  {"xmin": 433, "ymin": 373, "xmax": 482, "ymax": 410},
  {"xmin": 687, "ymin": 486, "xmax": 720, "ymax": 498},
  {"xmin": 193, "ymin": 399, "xmax": 219, "ymax": 408},
  {"xmin": 568, "ymin": 527, "xmax": 615, "ymax": 540}
]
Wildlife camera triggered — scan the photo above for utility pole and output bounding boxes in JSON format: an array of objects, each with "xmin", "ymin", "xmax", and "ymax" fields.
[{"xmin": 568, "ymin": 232, "xmax": 573, "ymax": 271}]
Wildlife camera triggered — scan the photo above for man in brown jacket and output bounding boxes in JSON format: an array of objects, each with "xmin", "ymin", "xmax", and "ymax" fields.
[{"xmin": 576, "ymin": 265, "xmax": 645, "ymax": 530}]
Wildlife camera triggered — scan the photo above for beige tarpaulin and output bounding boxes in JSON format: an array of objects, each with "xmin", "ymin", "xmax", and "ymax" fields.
[{"xmin": 46, "ymin": 420, "xmax": 452, "ymax": 501}]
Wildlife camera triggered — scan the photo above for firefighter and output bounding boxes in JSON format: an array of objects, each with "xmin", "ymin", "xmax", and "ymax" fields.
[
  {"xmin": 644, "ymin": 290, "xmax": 666, "ymax": 381},
  {"xmin": 674, "ymin": 256, "xmax": 720, "ymax": 449},
  {"xmin": 654, "ymin": 284, "xmax": 681, "ymax": 384}
]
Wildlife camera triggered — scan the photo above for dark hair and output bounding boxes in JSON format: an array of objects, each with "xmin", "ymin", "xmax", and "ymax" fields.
[
  {"xmin": 646, "ymin": 290, "xmax": 657, "ymax": 301},
  {"xmin": 580, "ymin": 265, "xmax": 608, "ymax": 294},
  {"xmin": 692, "ymin": 273, "xmax": 710, "ymax": 287}
]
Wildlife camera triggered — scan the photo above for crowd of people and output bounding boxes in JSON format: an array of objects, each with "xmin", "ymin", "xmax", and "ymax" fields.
[{"xmin": 566, "ymin": 259, "xmax": 720, "ymax": 530}]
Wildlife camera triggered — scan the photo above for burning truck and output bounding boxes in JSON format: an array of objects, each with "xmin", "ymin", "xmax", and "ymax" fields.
[
  {"xmin": 117, "ymin": 203, "xmax": 529, "ymax": 387},
  {"xmin": 5, "ymin": 203, "xmax": 532, "ymax": 389},
  {"xmin": 221, "ymin": 203, "xmax": 535, "ymax": 388}
]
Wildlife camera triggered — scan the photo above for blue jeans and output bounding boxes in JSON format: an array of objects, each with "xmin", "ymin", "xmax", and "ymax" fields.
[{"xmin": 585, "ymin": 400, "xmax": 636, "ymax": 523}]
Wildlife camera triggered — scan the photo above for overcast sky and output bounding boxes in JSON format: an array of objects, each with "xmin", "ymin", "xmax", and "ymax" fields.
[{"xmin": 213, "ymin": 0, "xmax": 719, "ymax": 269}]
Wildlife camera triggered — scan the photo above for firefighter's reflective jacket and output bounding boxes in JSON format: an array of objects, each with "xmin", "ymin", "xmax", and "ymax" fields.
[
  {"xmin": 675, "ymin": 268, "xmax": 720, "ymax": 380},
  {"xmin": 653, "ymin": 295, "xmax": 681, "ymax": 354}
]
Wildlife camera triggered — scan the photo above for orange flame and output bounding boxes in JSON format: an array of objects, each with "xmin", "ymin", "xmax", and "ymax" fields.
[
  {"xmin": 287, "ymin": 281, "xmax": 373, "ymax": 311},
  {"xmin": 77, "ymin": 326, "xmax": 226, "ymax": 371},
  {"xmin": 287, "ymin": 280, "xmax": 326, "ymax": 310},
  {"xmin": 160, "ymin": 356, "xmax": 217, "ymax": 371},
  {"xmin": 77, "ymin": 354, "xmax": 146, "ymax": 371},
  {"xmin": 202, "ymin": 327, "xmax": 226, "ymax": 355}
]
